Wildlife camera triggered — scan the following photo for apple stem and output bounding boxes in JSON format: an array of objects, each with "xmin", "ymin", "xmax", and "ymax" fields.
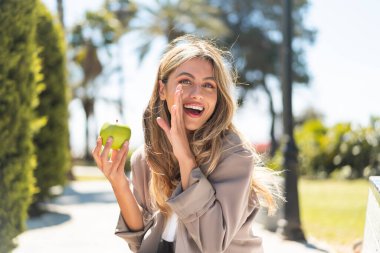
[{"xmin": 116, "ymin": 119, "xmax": 118, "ymax": 124}]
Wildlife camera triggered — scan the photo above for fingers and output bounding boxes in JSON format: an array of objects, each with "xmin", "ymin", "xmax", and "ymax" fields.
[
  {"xmin": 113, "ymin": 141, "xmax": 129, "ymax": 171},
  {"xmin": 92, "ymin": 136, "xmax": 103, "ymax": 168},
  {"xmin": 100, "ymin": 137, "xmax": 113, "ymax": 164},
  {"xmin": 92, "ymin": 136, "xmax": 129, "ymax": 185},
  {"xmin": 170, "ymin": 104, "xmax": 177, "ymax": 131},
  {"xmin": 156, "ymin": 84, "xmax": 184, "ymax": 145},
  {"xmin": 157, "ymin": 117, "xmax": 171, "ymax": 139},
  {"xmin": 118, "ymin": 149, "xmax": 129, "ymax": 171},
  {"xmin": 111, "ymin": 149, "xmax": 118, "ymax": 162},
  {"xmin": 171, "ymin": 84, "xmax": 184, "ymax": 132},
  {"xmin": 175, "ymin": 84, "xmax": 184, "ymax": 121}
]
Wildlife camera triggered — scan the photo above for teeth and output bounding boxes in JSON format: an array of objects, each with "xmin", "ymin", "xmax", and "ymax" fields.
[{"xmin": 184, "ymin": 105, "xmax": 204, "ymax": 111}]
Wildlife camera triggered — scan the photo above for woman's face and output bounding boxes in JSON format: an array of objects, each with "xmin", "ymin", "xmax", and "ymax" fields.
[{"xmin": 159, "ymin": 58, "xmax": 218, "ymax": 131}]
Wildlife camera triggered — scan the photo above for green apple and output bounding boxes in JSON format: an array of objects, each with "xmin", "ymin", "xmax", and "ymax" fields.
[{"xmin": 100, "ymin": 122, "xmax": 131, "ymax": 150}]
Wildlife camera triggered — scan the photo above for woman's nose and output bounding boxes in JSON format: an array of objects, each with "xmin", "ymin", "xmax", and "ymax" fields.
[{"xmin": 188, "ymin": 84, "xmax": 203, "ymax": 99}]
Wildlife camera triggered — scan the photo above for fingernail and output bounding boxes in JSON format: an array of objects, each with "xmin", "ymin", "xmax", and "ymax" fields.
[
  {"xmin": 107, "ymin": 137, "xmax": 113, "ymax": 143},
  {"xmin": 123, "ymin": 141, "xmax": 129, "ymax": 147}
]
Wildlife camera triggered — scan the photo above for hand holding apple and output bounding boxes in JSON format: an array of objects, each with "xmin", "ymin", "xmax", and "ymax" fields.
[{"xmin": 100, "ymin": 121, "xmax": 131, "ymax": 150}]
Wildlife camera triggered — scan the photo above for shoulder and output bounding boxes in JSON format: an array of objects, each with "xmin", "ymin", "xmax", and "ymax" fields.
[
  {"xmin": 210, "ymin": 131, "xmax": 255, "ymax": 179},
  {"xmin": 220, "ymin": 131, "xmax": 254, "ymax": 160}
]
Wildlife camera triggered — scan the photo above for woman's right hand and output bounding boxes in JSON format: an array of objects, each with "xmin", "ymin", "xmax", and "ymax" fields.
[
  {"xmin": 93, "ymin": 137, "xmax": 144, "ymax": 231},
  {"xmin": 92, "ymin": 136, "xmax": 130, "ymax": 188}
]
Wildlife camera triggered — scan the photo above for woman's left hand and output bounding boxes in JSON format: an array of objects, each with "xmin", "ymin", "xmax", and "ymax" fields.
[{"xmin": 156, "ymin": 84, "xmax": 197, "ymax": 189}]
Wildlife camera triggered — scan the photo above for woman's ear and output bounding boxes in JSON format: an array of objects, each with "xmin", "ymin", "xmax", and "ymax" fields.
[{"xmin": 159, "ymin": 80, "xmax": 166, "ymax": 100}]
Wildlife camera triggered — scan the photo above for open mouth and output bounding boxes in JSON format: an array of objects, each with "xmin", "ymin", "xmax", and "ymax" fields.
[{"xmin": 183, "ymin": 104, "xmax": 204, "ymax": 117}]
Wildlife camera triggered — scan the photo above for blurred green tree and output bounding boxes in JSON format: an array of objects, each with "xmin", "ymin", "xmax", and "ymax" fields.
[
  {"xmin": 271, "ymin": 118, "xmax": 380, "ymax": 178},
  {"xmin": 30, "ymin": 2, "xmax": 71, "ymax": 215},
  {"xmin": 331, "ymin": 119, "xmax": 380, "ymax": 178},
  {"xmin": 68, "ymin": 0, "xmax": 227, "ymax": 159},
  {"xmin": 57, "ymin": 0, "xmax": 64, "ymax": 27},
  {"xmin": 367, "ymin": 117, "xmax": 380, "ymax": 176},
  {"xmin": 131, "ymin": 0, "xmax": 229, "ymax": 60},
  {"xmin": 69, "ymin": 0, "xmax": 137, "ymax": 159},
  {"xmin": 208, "ymin": 0, "xmax": 316, "ymax": 156},
  {"xmin": 0, "ymin": 1, "xmax": 41, "ymax": 251}
]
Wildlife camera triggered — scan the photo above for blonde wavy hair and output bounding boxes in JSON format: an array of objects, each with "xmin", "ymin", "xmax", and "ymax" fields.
[{"xmin": 143, "ymin": 35, "xmax": 280, "ymax": 219}]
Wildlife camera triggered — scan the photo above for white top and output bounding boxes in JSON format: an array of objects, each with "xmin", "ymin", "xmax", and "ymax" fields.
[{"xmin": 161, "ymin": 213, "xmax": 178, "ymax": 242}]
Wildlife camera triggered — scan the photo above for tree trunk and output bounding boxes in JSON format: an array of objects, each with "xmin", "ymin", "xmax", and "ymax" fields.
[
  {"xmin": 261, "ymin": 77, "xmax": 278, "ymax": 157},
  {"xmin": 56, "ymin": 0, "xmax": 64, "ymax": 28},
  {"xmin": 83, "ymin": 97, "xmax": 94, "ymax": 161},
  {"xmin": 277, "ymin": 0, "xmax": 305, "ymax": 241}
]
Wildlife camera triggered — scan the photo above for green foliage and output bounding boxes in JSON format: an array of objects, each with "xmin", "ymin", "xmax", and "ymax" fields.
[
  {"xmin": 209, "ymin": 0, "xmax": 315, "ymax": 95},
  {"xmin": 206, "ymin": 0, "xmax": 315, "ymax": 156},
  {"xmin": 132, "ymin": 0, "xmax": 228, "ymax": 59},
  {"xmin": 69, "ymin": 0, "xmax": 137, "ymax": 159},
  {"xmin": 271, "ymin": 118, "xmax": 380, "ymax": 178},
  {"xmin": 0, "ymin": 1, "xmax": 39, "ymax": 251},
  {"xmin": 295, "ymin": 119, "xmax": 328, "ymax": 175},
  {"xmin": 32, "ymin": 2, "xmax": 71, "ymax": 206},
  {"xmin": 330, "ymin": 118, "xmax": 380, "ymax": 178}
]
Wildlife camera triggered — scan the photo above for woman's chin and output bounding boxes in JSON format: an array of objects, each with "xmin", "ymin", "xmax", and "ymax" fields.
[{"xmin": 184, "ymin": 123, "xmax": 202, "ymax": 132}]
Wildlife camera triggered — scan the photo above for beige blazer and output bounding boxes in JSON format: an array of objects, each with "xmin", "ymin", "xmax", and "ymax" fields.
[{"xmin": 115, "ymin": 132, "xmax": 264, "ymax": 253}]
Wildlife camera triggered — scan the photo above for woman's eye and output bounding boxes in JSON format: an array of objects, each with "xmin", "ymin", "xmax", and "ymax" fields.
[
  {"xmin": 179, "ymin": 79, "xmax": 191, "ymax": 85},
  {"xmin": 203, "ymin": 83, "xmax": 215, "ymax": 89}
]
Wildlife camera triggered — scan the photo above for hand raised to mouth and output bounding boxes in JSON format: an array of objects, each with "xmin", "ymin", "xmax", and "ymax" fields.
[{"xmin": 156, "ymin": 84, "xmax": 197, "ymax": 190}]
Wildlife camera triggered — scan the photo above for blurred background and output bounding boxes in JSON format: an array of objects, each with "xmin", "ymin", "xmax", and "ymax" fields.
[
  {"xmin": 1, "ymin": 0, "xmax": 379, "ymax": 253},
  {"xmin": 42, "ymin": 0, "xmax": 380, "ymax": 159}
]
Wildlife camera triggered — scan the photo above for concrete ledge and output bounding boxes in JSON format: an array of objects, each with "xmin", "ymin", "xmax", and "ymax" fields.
[{"xmin": 362, "ymin": 176, "xmax": 380, "ymax": 253}]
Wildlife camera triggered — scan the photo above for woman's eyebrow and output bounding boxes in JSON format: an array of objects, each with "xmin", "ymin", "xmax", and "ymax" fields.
[
  {"xmin": 203, "ymin": 76, "xmax": 216, "ymax": 82},
  {"xmin": 175, "ymin": 72, "xmax": 195, "ymax": 79},
  {"xmin": 176, "ymin": 71, "xmax": 215, "ymax": 81}
]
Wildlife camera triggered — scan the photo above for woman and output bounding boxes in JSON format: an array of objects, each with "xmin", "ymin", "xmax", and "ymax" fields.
[{"xmin": 92, "ymin": 35, "xmax": 279, "ymax": 253}]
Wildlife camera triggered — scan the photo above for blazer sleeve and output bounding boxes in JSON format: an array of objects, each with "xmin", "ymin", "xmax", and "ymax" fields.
[
  {"xmin": 115, "ymin": 148, "xmax": 154, "ymax": 252},
  {"xmin": 166, "ymin": 148, "xmax": 258, "ymax": 253}
]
